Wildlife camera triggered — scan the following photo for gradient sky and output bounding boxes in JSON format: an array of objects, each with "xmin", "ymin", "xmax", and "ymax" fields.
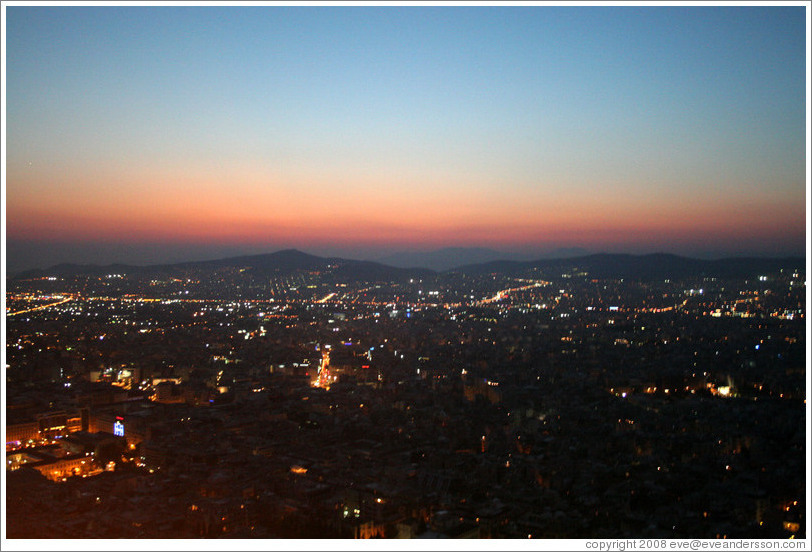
[{"xmin": 3, "ymin": 4, "xmax": 809, "ymax": 272}]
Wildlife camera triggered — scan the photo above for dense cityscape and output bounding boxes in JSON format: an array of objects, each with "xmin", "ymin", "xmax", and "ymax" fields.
[{"xmin": 4, "ymin": 250, "xmax": 807, "ymax": 540}]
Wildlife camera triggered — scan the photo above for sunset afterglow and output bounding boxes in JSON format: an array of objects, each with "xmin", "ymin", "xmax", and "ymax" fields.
[{"xmin": 4, "ymin": 5, "xmax": 808, "ymax": 271}]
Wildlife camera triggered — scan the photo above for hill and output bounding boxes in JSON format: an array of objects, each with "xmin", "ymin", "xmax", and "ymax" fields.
[
  {"xmin": 13, "ymin": 250, "xmax": 804, "ymax": 283},
  {"xmin": 375, "ymin": 247, "xmax": 532, "ymax": 272},
  {"xmin": 13, "ymin": 249, "xmax": 435, "ymax": 282}
]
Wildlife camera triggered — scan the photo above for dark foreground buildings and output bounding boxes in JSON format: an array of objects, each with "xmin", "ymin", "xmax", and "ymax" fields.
[{"xmin": 5, "ymin": 260, "xmax": 807, "ymax": 539}]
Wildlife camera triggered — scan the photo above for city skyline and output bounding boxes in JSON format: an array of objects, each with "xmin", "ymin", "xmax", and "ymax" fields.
[{"xmin": 3, "ymin": 3, "xmax": 809, "ymax": 274}]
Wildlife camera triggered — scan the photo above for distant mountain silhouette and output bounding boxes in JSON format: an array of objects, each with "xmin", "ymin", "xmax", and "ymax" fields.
[
  {"xmin": 13, "ymin": 249, "xmax": 804, "ymax": 283},
  {"xmin": 376, "ymin": 247, "xmax": 532, "ymax": 271},
  {"xmin": 455, "ymin": 253, "xmax": 805, "ymax": 280},
  {"xmin": 173, "ymin": 249, "xmax": 329, "ymax": 272},
  {"xmin": 13, "ymin": 249, "xmax": 434, "ymax": 282},
  {"xmin": 538, "ymin": 247, "xmax": 591, "ymax": 259}
]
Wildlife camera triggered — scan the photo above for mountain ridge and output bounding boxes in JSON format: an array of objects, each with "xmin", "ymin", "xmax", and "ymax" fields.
[
  {"xmin": 374, "ymin": 246, "xmax": 592, "ymax": 271},
  {"xmin": 11, "ymin": 249, "xmax": 805, "ymax": 281},
  {"xmin": 12, "ymin": 249, "xmax": 434, "ymax": 282}
]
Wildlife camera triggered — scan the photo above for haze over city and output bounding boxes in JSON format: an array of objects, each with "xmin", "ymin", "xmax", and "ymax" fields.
[{"xmin": 4, "ymin": 4, "xmax": 808, "ymax": 275}]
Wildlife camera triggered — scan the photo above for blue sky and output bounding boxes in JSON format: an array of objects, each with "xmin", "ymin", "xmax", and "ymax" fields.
[{"xmin": 4, "ymin": 5, "xmax": 808, "ymax": 271}]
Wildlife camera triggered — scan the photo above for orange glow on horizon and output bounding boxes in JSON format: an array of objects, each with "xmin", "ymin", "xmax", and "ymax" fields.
[
  {"xmin": 7, "ymin": 203, "xmax": 803, "ymax": 255},
  {"xmin": 7, "ymin": 165, "xmax": 804, "ymax": 255}
]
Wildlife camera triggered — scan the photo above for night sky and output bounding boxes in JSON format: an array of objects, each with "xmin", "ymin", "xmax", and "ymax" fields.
[{"xmin": 4, "ymin": 4, "xmax": 808, "ymax": 273}]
